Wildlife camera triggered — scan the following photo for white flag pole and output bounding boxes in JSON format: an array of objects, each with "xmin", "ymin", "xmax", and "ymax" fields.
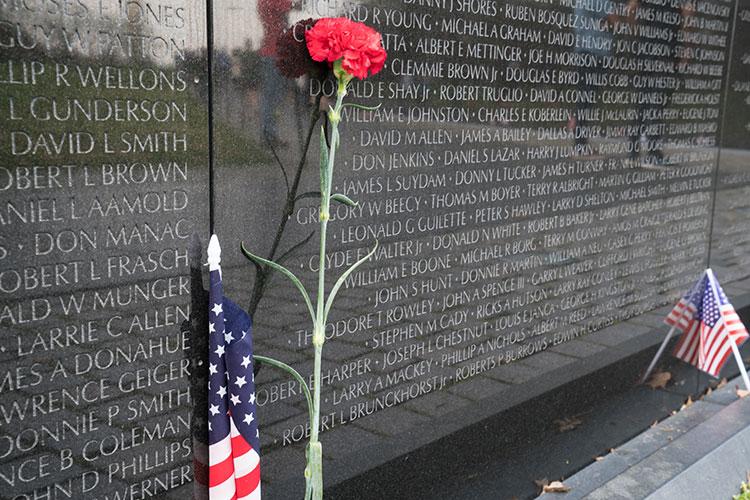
[
  {"xmin": 730, "ymin": 342, "xmax": 750, "ymax": 391},
  {"xmin": 706, "ymin": 268, "xmax": 750, "ymax": 391},
  {"xmin": 207, "ymin": 234, "xmax": 221, "ymax": 273},
  {"xmin": 641, "ymin": 325, "xmax": 677, "ymax": 384}
]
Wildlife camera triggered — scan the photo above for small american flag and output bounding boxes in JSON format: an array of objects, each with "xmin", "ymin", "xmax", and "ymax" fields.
[
  {"xmin": 666, "ymin": 269, "xmax": 749, "ymax": 377},
  {"xmin": 208, "ymin": 236, "xmax": 261, "ymax": 500}
]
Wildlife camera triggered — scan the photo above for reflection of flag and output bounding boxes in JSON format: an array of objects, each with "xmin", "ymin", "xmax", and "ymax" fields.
[
  {"xmin": 666, "ymin": 270, "xmax": 749, "ymax": 377},
  {"xmin": 208, "ymin": 236, "xmax": 261, "ymax": 499},
  {"xmin": 193, "ymin": 439, "xmax": 209, "ymax": 500},
  {"xmin": 188, "ymin": 235, "xmax": 210, "ymax": 500}
]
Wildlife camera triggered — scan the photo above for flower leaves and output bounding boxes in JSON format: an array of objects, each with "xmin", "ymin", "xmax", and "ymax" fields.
[
  {"xmin": 241, "ymin": 242, "xmax": 316, "ymax": 324},
  {"xmin": 330, "ymin": 193, "xmax": 357, "ymax": 207},
  {"xmin": 296, "ymin": 192, "xmax": 358, "ymax": 207},
  {"xmin": 324, "ymin": 241, "xmax": 378, "ymax": 319},
  {"xmin": 254, "ymin": 354, "xmax": 313, "ymax": 428},
  {"xmin": 342, "ymin": 103, "xmax": 382, "ymax": 112}
]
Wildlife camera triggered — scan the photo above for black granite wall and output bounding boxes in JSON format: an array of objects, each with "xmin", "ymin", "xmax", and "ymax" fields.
[
  {"xmin": 0, "ymin": 0, "xmax": 209, "ymax": 498},
  {"xmin": 1, "ymin": 0, "xmax": 749, "ymax": 497}
]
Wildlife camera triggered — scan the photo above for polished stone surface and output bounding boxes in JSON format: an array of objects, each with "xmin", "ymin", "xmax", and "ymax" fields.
[
  {"xmin": 2, "ymin": 0, "xmax": 750, "ymax": 497},
  {"xmin": 711, "ymin": 0, "xmax": 750, "ymax": 282},
  {"xmin": 0, "ymin": 0, "xmax": 210, "ymax": 497},
  {"xmin": 208, "ymin": 0, "xmax": 749, "ymax": 496}
]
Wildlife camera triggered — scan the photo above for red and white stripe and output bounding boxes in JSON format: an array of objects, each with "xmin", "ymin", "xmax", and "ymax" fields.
[
  {"xmin": 673, "ymin": 304, "xmax": 748, "ymax": 377},
  {"xmin": 665, "ymin": 298, "xmax": 696, "ymax": 330},
  {"xmin": 209, "ymin": 417, "xmax": 261, "ymax": 500}
]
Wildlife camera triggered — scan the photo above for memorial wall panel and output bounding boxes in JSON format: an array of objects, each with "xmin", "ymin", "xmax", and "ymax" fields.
[
  {"xmin": 211, "ymin": 0, "xmax": 737, "ymax": 497},
  {"xmin": 0, "ymin": 0, "xmax": 210, "ymax": 498},
  {"xmin": 711, "ymin": 0, "xmax": 750, "ymax": 282},
  {"xmin": 1, "ymin": 0, "xmax": 748, "ymax": 497}
]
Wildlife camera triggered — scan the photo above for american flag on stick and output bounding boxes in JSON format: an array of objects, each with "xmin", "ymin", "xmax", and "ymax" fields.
[
  {"xmin": 666, "ymin": 269, "xmax": 749, "ymax": 377},
  {"xmin": 207, "ymin": 235, "xmax": 261, "ymax": 500}
]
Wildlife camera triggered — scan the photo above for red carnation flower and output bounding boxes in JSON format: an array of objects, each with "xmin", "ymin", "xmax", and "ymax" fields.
[{"xmin": 305, "ymin": 17, "xmax": 387, "ymax": 80}]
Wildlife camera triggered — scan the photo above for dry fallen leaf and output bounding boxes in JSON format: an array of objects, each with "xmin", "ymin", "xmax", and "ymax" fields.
[
  {"xmin": 650, "ymin": 420, "xmax": 659, "ymax": 428},
  {"xmin": 736, "ymin": 386, "xmax": 750, "ymax": 399},
  {"xmin": 543, "ymin": 481, "xmax": 571, "ymax": 493},
  {"xmin": 680, "ymin": 396, "xmax": 694, "ymax": 410},
  {"xmin": 645, "ymin": 370, "xmax": 671, "ymax": 389},
  {"xmin": 717, "ymin": 378, "xmax": 728, "ymax": 389},
  {"xmin": 594, "ymin": 455, "xmax": 605, "ymax": 462},
  {"xmin": 534, "ymin": 478, "xmax": 549, "ymax": 488},
  {"xmin": 554, "ymin": 416, "xmax": 583, "ymax": 432}
]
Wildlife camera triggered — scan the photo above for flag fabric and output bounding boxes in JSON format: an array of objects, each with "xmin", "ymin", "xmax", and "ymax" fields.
[
  {"xmin": 666, "ymin": 269, "xmax": 749, "ymax": 377},
  {"xmin": 208, "ymin": 238, "xmax": 261, "ymax": 500}
]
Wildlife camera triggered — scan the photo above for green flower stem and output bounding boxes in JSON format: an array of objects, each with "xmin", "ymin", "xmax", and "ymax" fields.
[
  {"xmin": 253, "ymin": 353, "xmax": 316, "ymax": 499},
  {"xmin": 308, "ymin": 80, "xmax": 347, "ymax": 500},
  {"xmin": 241, "ymin": 74, "xmax": 359, "ymax": 500},
  {"xmin": 253, "ymin": 355, "xmax": 313, "ymax": 429}
]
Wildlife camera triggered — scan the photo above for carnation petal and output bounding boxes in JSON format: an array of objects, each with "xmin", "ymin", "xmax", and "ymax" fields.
[{"xmin": 305, "ymin": 17, "xmax": 387, "ymax": 79}]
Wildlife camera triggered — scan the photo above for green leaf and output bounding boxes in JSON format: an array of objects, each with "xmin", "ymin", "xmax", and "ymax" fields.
[
  {"xmin": 324, "ymin": 241, "xmax": 378, "ymax": 319},
  {"xmin": 254, "ymin": 355, "xmax": 313, "ymax": 428},
  {"xmin": 319, "ymin": 126, "xmax": 329, "ymax": 197},
  {"xmin": 342, "ymin": 103, "xmax": 382, "ymax": 112},
  {"xmin": 330, "ymin": 193, "xmax": 357, "ymax": 207},
  {"xmin": 241, "ymin": 242, "xmax": 316, "ymax": 323}
]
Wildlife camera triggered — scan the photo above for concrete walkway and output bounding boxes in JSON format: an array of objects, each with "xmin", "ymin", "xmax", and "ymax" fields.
[{"xmin": 539, "ymin": 375, "xmax": 750, "ymax": 500}]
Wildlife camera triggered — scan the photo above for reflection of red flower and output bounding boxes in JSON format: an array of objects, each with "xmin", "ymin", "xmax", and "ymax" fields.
[
  {"xmin": 305, "ymin": 18, "xmax": 387, "ymax": 80},
  {"xmin": 276, "ymin": 19, "xmax": 326, "ymax": 79}
]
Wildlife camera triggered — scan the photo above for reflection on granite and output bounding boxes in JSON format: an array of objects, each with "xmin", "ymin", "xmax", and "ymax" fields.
[
  {"xmin": 210, "ymin": 0, "xmax": 743, "ymax": 497},
  {"xmin": 0, "ymin": 0, "xmax": 210, "ymax": 497},
  {"xmin": 711, "ymin": 0, "xmax": 750, "ymax": 283},
  {"xmin": 1, "ymin": 0, "xmax": 750, "ymax": 496}
]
